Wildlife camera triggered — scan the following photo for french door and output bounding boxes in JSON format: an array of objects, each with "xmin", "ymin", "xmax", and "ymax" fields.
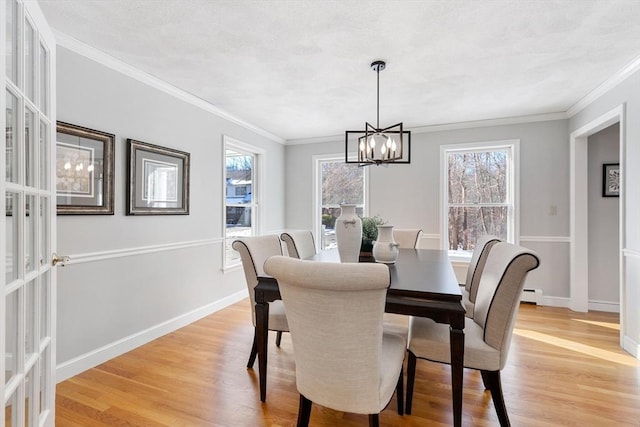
[{"xmin": 2, "ymin": 1, "xmax": 57, "ymax": 426}]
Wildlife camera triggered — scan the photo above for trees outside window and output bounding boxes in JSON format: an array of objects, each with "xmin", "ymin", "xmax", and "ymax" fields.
[
  {"xmin": 316, "ymin": 158, "xmax": 366, "ymax": 250},
  {"xmin": 442, "ymin": 141, "xmax": 518, "ymax": 256}
]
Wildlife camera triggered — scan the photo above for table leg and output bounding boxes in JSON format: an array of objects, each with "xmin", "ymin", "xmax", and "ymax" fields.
[
  {"xmin": 255, "ymin": 300, "xmax": 269, "ymax": 402},
  {"xmin": 450, "ymin": 326, "xmax": 464, "ymax": 427}
]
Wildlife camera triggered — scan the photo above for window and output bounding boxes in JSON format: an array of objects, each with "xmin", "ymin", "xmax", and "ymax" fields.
[
  {"xmin": 314, "ymin": 156, "xmax": 367, "ymax": 250},
  {"xmin": 441, "ymin": 140, "xmax": 518, "ymax": 257},
  {"xmin": 224, "ymin": 137, "xmax": 260, "ymax": 265}
]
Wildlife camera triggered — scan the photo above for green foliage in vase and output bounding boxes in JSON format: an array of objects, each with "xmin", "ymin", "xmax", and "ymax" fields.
[{"xmin": 360, "ymin": 215, "xmax": 386, "ymax": 251}]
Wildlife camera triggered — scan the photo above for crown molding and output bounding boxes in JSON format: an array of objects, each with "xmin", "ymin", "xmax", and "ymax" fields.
[
  {"xmin": 53, "ymin": 30, "xmax": 286, "ymax": 144},
  {"xmin": 567, "ymin": 54, "xmax": 640, "ymax": 117}
]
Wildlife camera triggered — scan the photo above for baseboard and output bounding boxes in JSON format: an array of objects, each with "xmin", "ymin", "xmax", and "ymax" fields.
[
  {"xmin": 56, "ymin": 289, "xmax": 248, "ymax": 382},
  {"xmin": 588, "ymin": 300, "xmax": 620, "ymax": 313},
  {"xmin": 540, "ymin": 295, "xmax": 571, "ymax": 308},
  {"xmin": 622, "ymin": 336, "xmax": 639, "ymax": 359}
]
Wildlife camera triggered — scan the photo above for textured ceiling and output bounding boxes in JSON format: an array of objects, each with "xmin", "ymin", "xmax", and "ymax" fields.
[{"xmin": 38, "ymin": 0, "xmax": 640, "ymax": 141}]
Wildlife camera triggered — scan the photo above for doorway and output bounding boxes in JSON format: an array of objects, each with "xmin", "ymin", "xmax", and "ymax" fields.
[{"xmin": 570, "ymin": 105, "xmax": 625, "ymax": 346}]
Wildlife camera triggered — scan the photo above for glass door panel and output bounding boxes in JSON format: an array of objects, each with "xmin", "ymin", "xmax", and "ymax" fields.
[
  {"xmin": 6, "ymin": 192, "xmax": 19, "ymax": 284},
  {"xmin": 25, "ymin": 20, "xmax": 35, "ymax": 102},
  {"xmin": 5, "ymin": 290, "xmax": 19, "ymax": 386},
  {"xmin": 5, "ymin": 0, "xmax": 18, "ymax": 83},
  {"xmin": 25, "ymin": 107, "xmax": 35, "ymax": 187},
  {"xmin": 6, "ymin": 90, "xmax": 19, "ymax": 183},
  {"xmin": 39, "ymin": 120, "xmax": 49, "ymax": 189},
  {"xmin": 25, "ymin": 194, "xmax": 36, "ymax": 273}
]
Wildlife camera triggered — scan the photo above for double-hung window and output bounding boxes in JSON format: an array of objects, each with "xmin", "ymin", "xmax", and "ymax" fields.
[
  {"xmin": 441, "ymin": 140, "xmax": 519, "ymax": 258},
  {"xmin": 314, "ymin": 156, "xmax": 367, "ymax": 250},
  {"xmin": 224, "ymin": 137, "xmax": 261, "ymax": 266}
]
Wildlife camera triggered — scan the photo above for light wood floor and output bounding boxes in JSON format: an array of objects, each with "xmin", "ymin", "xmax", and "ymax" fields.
[{"xmin": 55, "ymin": 300, "xmax": 640, "ymax": 426}]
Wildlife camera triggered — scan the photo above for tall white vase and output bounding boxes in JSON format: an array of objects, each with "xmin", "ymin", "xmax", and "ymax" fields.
[
  {"xmin": 373, "ymin": 225, "xmax": 399, "ymax": 264},
  {"xmin": 335, "ymin": 204, "xmax": 362, "ymax": 263}
]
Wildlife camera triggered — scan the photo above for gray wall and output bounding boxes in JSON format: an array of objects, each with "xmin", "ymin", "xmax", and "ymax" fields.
[
  {"xmin": 285, "ymin": 119, "xmax": 570, "ymax": 300},
  {"xmin": 588, "ymin": 123, "xmax": 620, "ymax": 304},
  {"xmin": 56, "ymin": 47, "xmax": 285, "ymax": 373}
]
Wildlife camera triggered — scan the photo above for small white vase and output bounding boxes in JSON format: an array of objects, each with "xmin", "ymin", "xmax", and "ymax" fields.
[
  {"xmin": 373, "ymin": 225, "xmax": 399, "ymax": 264},
  {"xmin": 335, "ymin": 204, "xmax": 362, "ymax": 263}
]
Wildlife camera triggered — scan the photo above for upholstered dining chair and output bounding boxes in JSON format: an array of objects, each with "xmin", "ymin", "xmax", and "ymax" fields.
[
  {"xmin": 263, "ymin": 256, "xmax": 406, "ymax": 427},
  {"xmin": 280, "ymin": 230, "xmax": 316, "ymax": 259},
  {"xmin": 232, "ymin": 235, "xmax": 289, "ymax": 369},
  {"xmin": 392, "ymin": 229, "xmax": 423, "ymax": 249},
  {"xmin": 461, "ymin": 235, "xmax": 501, "ymax": 318},
  {"xmin": 405, "ymin": 242, "xmax": 540, "ymax": 427}
]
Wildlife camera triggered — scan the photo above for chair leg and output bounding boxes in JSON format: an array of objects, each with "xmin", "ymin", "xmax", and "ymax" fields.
[
  {"xmin": 368, "ymin": 414, "xmax": 379, "ymax": 427},
  {"xmin": 405, "ymin": 351, "xmax": 417, "ymax": 414},
  {"xmin": 480, "ymin": 369, "xmax": 491, "ymax": 390},
  {"xmin": 297, "ymin": 394, "xmax": 312, "ymax": 427},
  {"xmin": 395, "ymin": 365, "xmax": 404, "ymax": 415},
  {"xmin": 481, "ymin": 370, "xmax": 511, "ymax": 427},
  {"xmin": 276, "ymin": 330, "xmax": 283, "ymax": 347},
  {"xmin": 247, "ymin": 329, "xmax": 258, "ymax": 368}
]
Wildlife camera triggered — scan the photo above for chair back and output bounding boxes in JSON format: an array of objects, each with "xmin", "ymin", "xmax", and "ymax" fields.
[
  {"xmin": 465, "ymin": 235, "xmax": 501, "ymax": 302},
  {"xmin": 472, "ymin": 242, "xmax": 540, "ymax": 369},
  {"xmin": 280, "ymin": 230, "xmax": 316, "ymax": 259},
  {"xmin": 264, "ymin": 256, "xmax": 391, "ymax": 414},
  {"xmin": 232, "ymin": 235, "xmax": 283, "ymax": 325},
  {"xmin": 392, "ymin": 229, "xmax": 423, "ymax": 249}
]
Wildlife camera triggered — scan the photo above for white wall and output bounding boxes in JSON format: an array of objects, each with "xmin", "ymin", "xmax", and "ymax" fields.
[
  {"xmin": 285, "ymin": 119, "xmax": 571, "ymax": 301},
  {"xmin": 55, "ymin": 46, "xmax": 286, "ymax": 379},
  {"xmin": 569, "ymin": 67, "xmax": 640, "ymax": 357},
  {"xmin": 587, "ymin": 123, "xmax": 620, "ymax": 305}
]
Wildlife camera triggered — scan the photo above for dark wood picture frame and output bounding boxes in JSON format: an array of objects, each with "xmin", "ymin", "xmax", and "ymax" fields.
[
  {"xmin": 126, "ymin": 139, "xmax": 190, "ymax": 215},
  {"xmin": 56, "ymin": 122, "xmax": 115, "ymax": 215},
  {"xmin": 602, "ymin": 163, "xmax": 620, "ymax": 197}
]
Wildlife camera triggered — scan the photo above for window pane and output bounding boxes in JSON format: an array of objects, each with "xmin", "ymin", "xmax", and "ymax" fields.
[
  {"xmin": 6, "ymin": 90, "xmax": 19, "ymax": 183},
  {"xmin": 224, "ymin": 143, "xmax": 258, "ymax": 265},
  {"xmin": 447, "ymin": 206, "xmax": 508, "ymax": 251},
  {"xmin": 321, "ymin": 162, "xmax": 363, "ymax": 205},
  {"xmin": 6, "ymin": 192, "xmax": 19, "ymax": 284},
  {"xmin": 447, "ymin": 151, "xmax": 507, "ymax": 204},
  {"xmin": 6, "ymin": 0, "xmax": 17, "ymax": 83}
]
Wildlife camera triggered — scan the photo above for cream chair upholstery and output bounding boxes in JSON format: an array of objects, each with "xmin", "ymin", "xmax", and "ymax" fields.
[
  {"xmin": 406, "ymin": 242, "xmax": 540, "ymax": 426},
  {"xmin": 232, "ymin": 235, "xmax": 289, "ymax": 368},
  {"xmin": 280, "ymin": 230, "xmax": 316, "ymax": 259},
  {"xmin": 392, "ymin": 229, "xmax": 423, "ymax": 249},
  {"xmin": 264, "ymin": 256, "xmax": 406, "ymax": 427},
  {"xmin": 461, "ymin": 235, "xmax": 501, "ymax": 318}
]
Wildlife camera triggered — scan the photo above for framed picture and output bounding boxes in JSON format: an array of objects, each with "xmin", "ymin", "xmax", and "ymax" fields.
[
  {"xmin": 126, "ymin": 139, "xmax": 190, "ymax": 215},
  {"xmin": 56, "ymin": 122, "xmax": 115, "ymax": 214},
  {"xmin": 602, "ymin": 163, "xmax": 620, "ymax": 197}
]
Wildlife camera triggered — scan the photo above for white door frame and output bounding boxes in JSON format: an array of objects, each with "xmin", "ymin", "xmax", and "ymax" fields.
[{"xmin": 569, "ymin": 104, "xmax": 625, "ymax": 341}]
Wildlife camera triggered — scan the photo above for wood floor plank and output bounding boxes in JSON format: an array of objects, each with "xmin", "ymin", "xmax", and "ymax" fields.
[{"xmin": 56, "ymin": 300, "xmax": 640, "ymax": 426}]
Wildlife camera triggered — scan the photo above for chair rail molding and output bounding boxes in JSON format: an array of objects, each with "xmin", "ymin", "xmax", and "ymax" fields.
[{"xmin": 66, "ymin": 238, "xmax": 222, "ymax": 265}]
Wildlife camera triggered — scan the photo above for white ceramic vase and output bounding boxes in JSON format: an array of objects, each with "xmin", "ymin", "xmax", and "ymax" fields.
[
  {"xmin": 335, "ymin": 204, "xmax": 362, "ymax": 263},
  {"xmin": 373, "ymin": 225, "xmax": 399, "ymax": 264}
]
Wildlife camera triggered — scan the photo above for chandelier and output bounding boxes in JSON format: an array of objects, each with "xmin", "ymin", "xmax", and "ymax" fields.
[{"xmin": 345, "ymin": 60, "xmax": 411, "ymax": 166}]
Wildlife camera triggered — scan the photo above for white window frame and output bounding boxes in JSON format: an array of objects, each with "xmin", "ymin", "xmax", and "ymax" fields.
[
  {"xmin": 313, "ymin": 153, "xmax": 369, "ymax": 252},
  {"xmin": 440, "ymin": 139, "xmax": 520, "ymax": 260},
  {"xmin": 222, "ymin": 135, "xmax": 264, "ymax": 268}
]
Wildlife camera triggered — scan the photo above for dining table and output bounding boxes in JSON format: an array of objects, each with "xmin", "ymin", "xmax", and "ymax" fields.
[{"xmin": 254, "ymin": 248, "xmax": 466, "ymax": 427}]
